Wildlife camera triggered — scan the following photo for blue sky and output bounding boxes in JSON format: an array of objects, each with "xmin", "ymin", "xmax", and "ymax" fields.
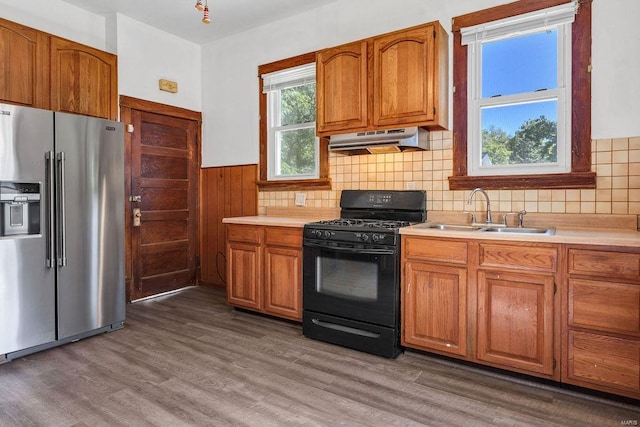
[{"xmin": 481, "ymin": 30, "xmax": 558, "ymax": 135}]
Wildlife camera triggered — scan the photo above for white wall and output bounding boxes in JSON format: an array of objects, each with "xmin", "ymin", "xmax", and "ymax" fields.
[
  {"xmin": 201, "ymin": 0, "xmax": 640, "ymax": 167},
  {"xmin": 115, "ymin": 15, "xmax": 201, "ymax": 112}
]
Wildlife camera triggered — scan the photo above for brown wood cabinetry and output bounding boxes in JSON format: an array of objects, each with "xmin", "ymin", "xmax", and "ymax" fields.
[
  {"xmin": 50, "ymin": 37, "xmax": 118, "ymax": 120},
  {"xmin": 316, "ymin": 41, "xmax": 368, "ymax": 134},
  {"xmin": 402, "ymin": 238, "xmax": 468, "ymax": 357},
  {"xmin": 563, "ymin": 246, "xmax": 640, "ymax": 399},
  {"xmin": 401, "ymin": 236, "xmax": 559, "ymax": 380},
  {"xmin": 226, "ymin": 224, "xmax": 302, "ymax": 321},
  {"xmin": 0, "ymin": 18, "xmax": 117, "ymax": 120},
  {"xmin": 316, "ymin": 22, "xmax": 448, "ymax": 136},
  {"xmin": 476, "ymin": 242, "xmax": 558, "ymax": 377},
  {"xmin": 0, "ymin": 18, "xmax": 50, "ymax": 109}
]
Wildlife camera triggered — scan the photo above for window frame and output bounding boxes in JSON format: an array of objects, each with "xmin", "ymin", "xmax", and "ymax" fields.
[
  {"xmin": 258, "ymin": 52, "xmax": 331, "ymax": 190},
  {"xmin": 450, "ymin": 0, "xmax": 595, "ymax": 190}
]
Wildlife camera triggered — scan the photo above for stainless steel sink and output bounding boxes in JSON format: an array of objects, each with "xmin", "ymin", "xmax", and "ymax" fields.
[
  {"xmin": 482, "ymin": 227, "xmax": 556, "ymax": 235},
  {"xmin": 416, "ymin": 223, "xmax": 484, "ymax": 231},
  {"xmin": 415, "ymin": 223, "xmax": 555, "ymax": 235}
]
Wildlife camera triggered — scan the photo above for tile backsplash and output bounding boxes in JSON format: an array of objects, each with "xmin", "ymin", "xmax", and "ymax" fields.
[{"xmin": 258, "ymin": 132, "xmax": 640, "ymax": 216}]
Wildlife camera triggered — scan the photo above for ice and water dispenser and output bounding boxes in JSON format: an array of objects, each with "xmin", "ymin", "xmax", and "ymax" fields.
[{"xmin": 0, "ymin": 181, "xmax": 41, "ymax": 237}]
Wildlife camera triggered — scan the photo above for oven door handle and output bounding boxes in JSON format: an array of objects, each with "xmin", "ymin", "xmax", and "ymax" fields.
[{"xmin": 304, "ymin": 241, "xmax": 395, "ymax": 255}]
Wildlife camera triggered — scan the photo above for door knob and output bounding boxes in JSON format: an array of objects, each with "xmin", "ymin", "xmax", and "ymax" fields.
[{"xmin": 133, "ymin": 208, "xmax": 142, "ymax": 227}]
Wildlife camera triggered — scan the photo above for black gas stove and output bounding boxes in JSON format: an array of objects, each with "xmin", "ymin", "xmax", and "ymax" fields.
[{"xmin": 302, "ymin": 190, "xmax": 426, "ymax": 358}]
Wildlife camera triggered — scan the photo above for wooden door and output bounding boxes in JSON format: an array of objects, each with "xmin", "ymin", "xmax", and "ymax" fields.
[
  {"xmin": 0, "ymin": 17, "xmax": 50, "ymax": 109},
  {"xmin": 476, "ymin": 270, "xmax": 555, "ymax": 376},
  {"xmin": 122, "ymin": 97, "xmax": 201, "ymax": 301},
  {"xmin": 403, "ymin": 261, "xmax": 468, "ymax": 357},
  {"xmin": 316, "ymin": 40, "xmax": 369, "ymax": 135},
  {"xmin": 50, "ymin": 36, "xmax": 117, "ymax": 120},
  {"xmin": 372, "ymin": 24, "xmax": 436, "ymax": 127}
]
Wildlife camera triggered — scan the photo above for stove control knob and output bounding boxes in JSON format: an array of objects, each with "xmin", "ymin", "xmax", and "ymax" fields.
[
  {"xmin": 360, "ymin": 233, "xmax": 369, "ymax": 242},
  {"xmin": 323, "ymin": 230, "xmax": 332, "ymax": 239},
  {"xmin": 372, "ymin": 233, "xmax": 383, "ymax": 243}
]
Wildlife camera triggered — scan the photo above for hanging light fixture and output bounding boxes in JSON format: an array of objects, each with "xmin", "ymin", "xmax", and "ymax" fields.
[
  {"xmin": 202, "ymin": 2, "xmax": 211, "ymax": 24},
  {"xmin": 194, "ymin": 0, "xmax": 204, "ymax": 12}
]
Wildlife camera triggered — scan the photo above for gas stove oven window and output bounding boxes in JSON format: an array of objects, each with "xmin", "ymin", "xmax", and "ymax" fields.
[{"xmin": 302, "ymin": 190, "xmax": 426, "ymax": 358}]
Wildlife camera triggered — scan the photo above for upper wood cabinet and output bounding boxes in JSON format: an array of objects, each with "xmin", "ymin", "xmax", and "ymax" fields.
[
  {"xmin": 0, "ymin": 18, "xmax": 117, "ymax": 120},
  {"xmin": 0, "ymin": 18, "xmax": 50, "ymax": 109},
  {"xmin": 50, "ymin": 37, "xmax": 118, "ymax": 120},
  {"xmin": 316, "ymin": 21, "xmax": 448, "ymax": 136},
  {"xmin": 316, "ymin": 41, "xmax": 368, "ymax": 134}
]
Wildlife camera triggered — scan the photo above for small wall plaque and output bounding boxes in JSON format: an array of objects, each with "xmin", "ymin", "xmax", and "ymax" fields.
[{"xmin": 159, "ymin": 79, "xmax": 178, "ymax": 93}]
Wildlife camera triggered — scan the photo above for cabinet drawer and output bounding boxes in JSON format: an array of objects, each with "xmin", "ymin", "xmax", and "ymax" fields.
[
  {"xmin": 226, "ymin": 224, "xmax": 262, "ymax": 244},
  {"xmin": 568, "ymin": 249, "xmax": 640, "ymax": 278},
  {"xmin": 568, "ymin": 278, "xmax": 640, "ymax": 337},
  {"xmin": 403, "ymin": 237, "xmax": 467, "ymax": 264},
  {"xmin": 479, "ymin": 243, "xmax": 557, "ymax": 273},
  {"xmin": 567, "ymin": 330, "xmax": 640, "ymax": 393},
  {"xmin": 265, "ymin": 226, "xmax": 302, "ymax": 247}
]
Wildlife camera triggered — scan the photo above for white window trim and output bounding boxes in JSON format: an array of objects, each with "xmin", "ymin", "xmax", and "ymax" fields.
[
  {"xmin": 262, "ymin": 63, "xmax": 319, "ymax": 181},
  {"xmin": 464, "ymin": 2, "xmax": 575, "ymax": 177}
]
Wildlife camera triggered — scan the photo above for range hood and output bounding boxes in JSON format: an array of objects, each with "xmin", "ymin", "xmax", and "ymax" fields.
[{"xmin": 328, "ymin": 127, "xmax": 429, "ymax": 155}]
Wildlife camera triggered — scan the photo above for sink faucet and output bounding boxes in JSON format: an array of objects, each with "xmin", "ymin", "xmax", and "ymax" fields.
[{"xmin": 467, "ymin": 187, "xmax": 492, "ymax": 224}]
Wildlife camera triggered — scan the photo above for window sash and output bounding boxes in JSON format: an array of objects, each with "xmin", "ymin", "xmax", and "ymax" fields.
[
  {"xmin": 267, "ymin": 89, "xmax": 319, "ymax": 181},
  {"xmin": 467, "ymin": 20, "xmax": 572, "ymax": 176}
]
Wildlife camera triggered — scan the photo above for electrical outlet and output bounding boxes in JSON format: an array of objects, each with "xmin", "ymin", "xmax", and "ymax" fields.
[{"xmin": 294, "ymin": 192, "xmax": 307, "ymax": 207}]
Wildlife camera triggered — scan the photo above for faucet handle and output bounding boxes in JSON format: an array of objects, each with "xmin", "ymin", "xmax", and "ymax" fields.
[
  {"xmin": 517, "ymin": 210, "xmax": 527, "ymax": 228},
  {"xmin": 502, "ymin": 212, "xmax": 517, "ymax": 227},
  {"xmin": 463, "ymin": 211, "xmax": 476, "ymax": 225}
]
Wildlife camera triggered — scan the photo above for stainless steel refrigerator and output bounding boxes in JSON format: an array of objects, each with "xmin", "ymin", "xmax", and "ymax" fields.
[{"xmin": 0, "ymin": 103, "xmax": 125, "ymax": 361}]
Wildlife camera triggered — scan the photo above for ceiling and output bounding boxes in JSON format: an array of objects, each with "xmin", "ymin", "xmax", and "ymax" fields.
[{"xmin": 58, "ymin": 0, "xmax": 341, "ymax": 45}]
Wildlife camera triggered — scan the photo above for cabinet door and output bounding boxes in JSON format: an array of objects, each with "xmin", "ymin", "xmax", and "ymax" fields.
[
  {"xmin": 264, "ymin": 246, "xmax": 302, "ymax": 321},
  {"xmin": 372, "ymin": 24, "xmax": 436, "ymax": 127},
  {"xmin": 50, "ymin": 37, "xmax": 118, "ymax": 120},
  {"xmin": 403, "ymin": 261, "xmax": 467, "ymax": 357},
  {"xmin": 0, "ymin": 18, "xmax": 50, "ymax": 109},
  {"xmin": 477, "ymin": 270, "xmax": 555, "ymax": 376},
  {"xmin": 227, "ymin": 242, "xmax": 262, "ymax": 311},
  {"xmin": 316, "ymin": 40, "xmax": 368, "ymax": 135}
]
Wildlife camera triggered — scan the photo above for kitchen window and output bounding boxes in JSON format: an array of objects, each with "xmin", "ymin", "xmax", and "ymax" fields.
[
  {"xmin": 258, "ymin": 53, "xmax": 331, "ymax": 190},
  {"xmin": 450, "ymin": 0, "xmax": 595, "ymax": 190}
]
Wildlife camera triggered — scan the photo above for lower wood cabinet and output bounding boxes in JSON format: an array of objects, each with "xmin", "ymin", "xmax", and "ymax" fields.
[
  {"xmin": 226, "ymin": 224, "xmax": 302, "ymax": 321},
  {"xmin": 563, "ymin": 246, "xmax": 640, "ymax": 399},
  {"xmin": 402, "ymin": 236, "xmax": 559, "ymax": 380}
]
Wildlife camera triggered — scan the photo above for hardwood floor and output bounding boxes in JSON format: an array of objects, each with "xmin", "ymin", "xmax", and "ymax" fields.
[{"xmin": 1, "ymin": 286, "xmax": 637, "ymax": 426}]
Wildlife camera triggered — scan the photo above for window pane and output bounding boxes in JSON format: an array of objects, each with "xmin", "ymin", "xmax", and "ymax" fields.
[
  {"xmin": 482, "ymin": 30, "xmax": 557, "ymax": 98},
  {"xmin": 277, "ymin": 128, "xmax": 317, "ymax": 176},
  {"xmin": 280, "ymin": 83, "xmax": 316, "ymax": 126},
  {"xmin": 481, "ymin": 100, "xmax": 558, "ymax": 166}
]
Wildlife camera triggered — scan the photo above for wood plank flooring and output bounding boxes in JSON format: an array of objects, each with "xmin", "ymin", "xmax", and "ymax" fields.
[{"xmin": 1, "ymin": 286, "xmax": 637, "ymax": 426}]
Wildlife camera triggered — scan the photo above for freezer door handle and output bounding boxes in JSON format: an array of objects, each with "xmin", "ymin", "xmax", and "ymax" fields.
[
  {"xmin": 57, "ymin": 152, "xmax": 67, "ymax": 267},
  {"xmin": 45, "ymin": 151, "xmax": 55, "ymax": 268}
]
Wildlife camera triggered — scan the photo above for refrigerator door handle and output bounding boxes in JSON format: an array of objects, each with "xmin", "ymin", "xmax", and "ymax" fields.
[
  {"xmin": 57, "ymin": 152, "xmax": 67, "ymax": 267},
  {"xmin": 45, "ymin": 151, "xmax": 55, "ymax": 268}
]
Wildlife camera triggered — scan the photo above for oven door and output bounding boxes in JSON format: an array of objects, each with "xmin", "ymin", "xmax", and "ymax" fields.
[{"xmin": 302, "ymin": 239, "xmax": 399, "ymax": 327}]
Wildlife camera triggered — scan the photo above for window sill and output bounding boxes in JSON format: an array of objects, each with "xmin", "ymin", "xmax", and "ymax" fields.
[
  {"xmin": 257, "ymin": 178, "xmax": 332, "ymax": 191},
  {"xmin": 448, "ymin": 172, "xmax": 596, "ymax": 190}
]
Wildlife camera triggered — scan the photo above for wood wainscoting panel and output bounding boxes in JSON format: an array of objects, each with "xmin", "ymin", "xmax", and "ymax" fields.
[{"xmin": 200, "ymin": 164, "xmax": 257, "ymax": 287}]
